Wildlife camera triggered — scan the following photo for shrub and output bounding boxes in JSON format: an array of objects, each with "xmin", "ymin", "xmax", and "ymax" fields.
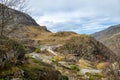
[
  {"xmin": 85, "ymin": 72, "xmax": 103, "ymax": 80},
  {"xmin": 70, "ymin": 65, "xmax": 80, "ymax": 71},
  {"xmin": 35, "ymin": 48, "xmax": 41, "ymax": 53},
  {"xmin": 16, "ymin": 44, "xmax": 25, "ymax": 53},
  {"xmin": 32, "ymin": 58, "xmax": 43, "ymax": 65},
  {"xmin": 22, "ymin": 65, "xmax": 44, "ymax": 80},
  {"xmin": 52, "ymin": 56, "xmax": 62, "ymax": 62},
  {"xmin": 79, "ymin": 58, "xmax": 91, "ymax": 68},
  {"xmin": 61, "ymin": 75, "xmax": 69, "ymax": 80},
  {"xmin": 0, "ymin": 78, "xmax": 6, "ymax": 80},
  {"xmin": 96, "ymin": 62, "xmax": 109, "ymax": 69},
  {"xmin": 0, "ymin": 67, "xmax": 20, "ymax": 78},
  {"xmin": 33, "ymin": 58, "xmax": 40, "ymax": 63}
]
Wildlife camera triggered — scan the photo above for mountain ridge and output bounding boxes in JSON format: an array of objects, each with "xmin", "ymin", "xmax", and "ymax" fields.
[
  {"xmin": 92, "ymin": 24, "xmax": 120, "ymax": 56},
  {"xmin": 92, "ymin": 24, "xmax": 120, "ymax": 40},
  {"xmin": 0, "ymin": 3, "xmax": 50, "ymax": 40}
]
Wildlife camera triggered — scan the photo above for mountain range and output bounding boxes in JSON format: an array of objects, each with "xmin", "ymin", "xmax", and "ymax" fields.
[
  {"xmin": 0, "ymin": 4, "xmax": 119, "ymax": 80},
  {"xmin": 92, "ymin": 24, "xmax": 120, "ymax": 56}
]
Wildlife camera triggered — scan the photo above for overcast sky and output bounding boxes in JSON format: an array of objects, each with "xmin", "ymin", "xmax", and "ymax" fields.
[{"xmin": 29, "ymin": 0, "xmax": 120, "ymax": 34}]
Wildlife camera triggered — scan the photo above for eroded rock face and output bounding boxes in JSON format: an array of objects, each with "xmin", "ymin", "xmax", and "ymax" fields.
[{"xmin": 0, "ymin": 37, "xmax": 25, "ymax": 69}]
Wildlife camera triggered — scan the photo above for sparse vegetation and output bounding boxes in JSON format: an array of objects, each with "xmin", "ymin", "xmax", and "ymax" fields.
[
  {"xmin": 52, "ymin": 56, "xmax": 62, "ymax": 62},
  {"xmin": 55, "ymin": 35, "xmax": 112, "ymax": 63},
  {"xmin": 21, "ymin": 57, "xmax": 63, "ymax": 80},
  {"xmin": 61, "ymin": 75, "xmax": 69, "ymax": 80},
  {"xmin": 85, "ymin": 72, "xmax": 103, "ymax": 80},
  {"xmin": 0, "ymin": 36, "xmax": 25, "ymax": 70},
  {"xmin": 79, "ymin": 58, "xmax": 92, "ymax": 68},
  {"xmin": 96, "ymin": 62, "xmax": 109, "ymax": 69},
  {"xmin": 70, "ymin": 65, "xmax": 80, "ymax": 71},
  {"xmin": 0, "ymin": 66, "xmax": 21, "ymax": 78},
  {"xmin": 52, "ymin": 31, "xmax": 76, "ymax": 37},
  {"xmin": 0, "ymin": 1, "xmax": 119, "ymax": 80},
  {"xmin": 103, "ymin": 56, "xmax": 120, "ymax": 80},
  {"xmin": 35, "ymin": 48, "xmax": 41, "ymax": 53}
]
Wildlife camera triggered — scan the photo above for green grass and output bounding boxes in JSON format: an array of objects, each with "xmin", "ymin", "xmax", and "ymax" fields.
[
  {"xmin": 70, "ymin": 65, "xmax": 80, "ymax": 71},
  {"xmin": 0, "ymin": 67, "xmax": 20, "ymax": 78},
  {"xmin": 34, "ymin": 48, "xmax": 41, "ymax": 53},
  {"xmin": 85, "ymin": 72, "xmax": 104, "ymax": 80}
]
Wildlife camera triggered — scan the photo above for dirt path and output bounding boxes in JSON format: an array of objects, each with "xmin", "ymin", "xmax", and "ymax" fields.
[
  {"xmin": 28, "ymin": 45, "xmax": 102, "ymax": 80},
  {"xmin": 47, "ymin": 46, "xmax": 58, "ymax": 56}
]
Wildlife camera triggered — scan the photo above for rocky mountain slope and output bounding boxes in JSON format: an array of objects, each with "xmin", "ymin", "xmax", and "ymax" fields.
[
  {"xmin": 92, "ymin": 24, "xmax": 120, "ymax": 56},
  {"xmin": 0, "ymin": 4, "xmax": 66, "ymax": 80},
  {"xmin": 0, "ymin": 3, "xmax": 50, "ymax": 43}
]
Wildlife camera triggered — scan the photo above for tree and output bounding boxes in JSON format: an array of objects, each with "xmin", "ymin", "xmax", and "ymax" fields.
[{"xmin": 0, "ymin": 0, "xmax": 28, "ymax": 36}]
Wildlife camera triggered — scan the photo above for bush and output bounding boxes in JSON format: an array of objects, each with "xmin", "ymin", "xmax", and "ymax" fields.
[
  {"xmin": 17, "ymin": 44, "xmax": 25, "ymax": 54},
  {"xmin": 61, "ymin": 75, "xmax": 69, "ymax": 80},
  {"xmin": 32, "ymin": 58, "xmax": 43, "ymax": 65},
  {"xmin": 96, "ymin": 62, "xmax": 109, "ymax": 69},
  {"xmin": 0, "ymin": 67, "xmax": 20, "ymax": 78},
  {"xmin": 35, "ymin": 48, "xmax": 41, "ymax": 53},
  {"xmin": 85, "ymin": 72, "xmax": 103, "ymax": 80},
  {"xmin": 22, "ymin": 65, "xmax": 44, "ymax": 80},
  {"xmin": 52, "ymin": 56, "xmax": 62, "ymax": 62},
  {"xmin": 70, "ymin": 65, "xmax": 80, "ymax": 71},
  {"xmin": 0, "ymin": 78, "xmax": 6, "ymax": 80}
]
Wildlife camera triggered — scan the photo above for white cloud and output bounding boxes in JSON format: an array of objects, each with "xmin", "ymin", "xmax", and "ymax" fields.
[
  {"xmin": 29, "ymin": 0, "xmax": 120, "ymax": 34},
  {"xmin": 36, "ymin": 11, "xmax": 97, "ymax": 25}
]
